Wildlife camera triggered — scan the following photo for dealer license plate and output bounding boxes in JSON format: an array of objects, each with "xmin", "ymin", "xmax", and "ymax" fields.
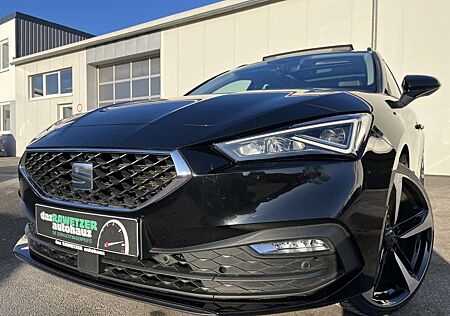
[{"xmin": 35, "ymin": 204, "xmax": 139, "ymax": 257}]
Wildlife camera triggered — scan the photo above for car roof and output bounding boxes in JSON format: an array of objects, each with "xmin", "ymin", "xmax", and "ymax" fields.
[{"xmin": 263, "ymin": 44, "xmax": 357, "ymax": 61}]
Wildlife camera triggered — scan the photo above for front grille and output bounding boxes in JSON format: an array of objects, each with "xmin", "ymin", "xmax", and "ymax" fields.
[
  {"xmin": 181, "ymin": 247, "xmax": 329, "ymax": 276},
  {"xmin": 24, "ymin": 151, "xmax": 177, "ymax": 209},
  {"xmin": 103, "ymin": 264, "xmax": 211, "ymax": 295},
  {"xmin": 29, "ymin": 238, "xmax": 78, "ymax": 268},
  {"xmin": 98, "ymin": 246, "xmax": 339, "ymax": 296},
  {"xmin": 101, "ymin": 262, "xmax": 339, "ymax": 296}
]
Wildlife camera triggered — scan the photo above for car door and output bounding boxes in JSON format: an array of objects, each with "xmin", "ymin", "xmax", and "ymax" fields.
[{"xmin": 384, "ymin": 61, "xmax": 424, "ymax": 176}]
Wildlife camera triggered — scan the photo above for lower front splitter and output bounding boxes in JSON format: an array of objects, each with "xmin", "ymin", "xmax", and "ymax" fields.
[{"xmin": 14, "ymin": 237, "xmax": 212, "ymax": 315}]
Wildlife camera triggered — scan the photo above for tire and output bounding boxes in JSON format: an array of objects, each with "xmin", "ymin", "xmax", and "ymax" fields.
[{"xmin": 341, "ymin": 165, "xmax": 434, "ymax": 315}]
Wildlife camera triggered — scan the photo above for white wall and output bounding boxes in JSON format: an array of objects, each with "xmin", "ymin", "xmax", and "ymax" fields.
[
  {"xmin": 0, "ymin": 19, "xmax": 15, "ymax": 104},
  {"xmin": 0, "ymin": 19, "xmax": 16, "ymax": 134},
  {"xmin": 15, "ymin": 50, "xmax": 87, "ymax": 154},
  {"xmin": 161, "ymin": 0, "xmax": 373, "ymax": 97},
  {"xmin": 377, "ymin": 0, "xmax": 450, "ymax": 175}
]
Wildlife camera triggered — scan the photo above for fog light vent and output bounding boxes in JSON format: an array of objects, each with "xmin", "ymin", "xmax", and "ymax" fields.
[{"xmin": 250, "ymin": 239, "xmax": 330, "ymax": 255}]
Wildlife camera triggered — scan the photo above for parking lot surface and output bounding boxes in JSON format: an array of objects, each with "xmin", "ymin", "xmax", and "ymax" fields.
[{"xmin": 0, "ymin": 157, "xmax": 449, "ymax": 315}]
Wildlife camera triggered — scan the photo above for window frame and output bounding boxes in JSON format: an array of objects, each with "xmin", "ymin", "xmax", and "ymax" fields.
[
  {"xmin": 383, "ymin": 61, "xmax": 402, "ymax": 99},
  {"xmin": 59, "ymin": 68, "xmax": 73, "ymax": 95},
  {"xmin": 97, "ymin": 57, "xmax": 161, "ymax": 107},
  {"xmin": 29, "ymin": 68, "xmax": 73, "ymax": 100},
  {"xmin": 0, "ymin": 103, "xmax": 11, "ymax": 132},
  {"xmin": 0, "ymin": 39, "xmax": 9, "ymax": 71},
  {"xmin": 58, "ymin": 103, "xmax": 73, "ymax": 120},
  {"xmin": 45, "ymin": 71, "xmax": 60, "ymax": 96}
]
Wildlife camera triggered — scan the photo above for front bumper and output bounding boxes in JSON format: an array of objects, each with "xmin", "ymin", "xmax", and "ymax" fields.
[
  {"xmin": 16, "ymin": 144, "xmax": 396, "ymax": 314},
  {"xmin": 15, "ymin": 221, "xmax": 362, "ymax": 315}
]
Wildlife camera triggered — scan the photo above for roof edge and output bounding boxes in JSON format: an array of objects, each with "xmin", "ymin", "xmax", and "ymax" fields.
[
  {"xmin": 12, "ymin": 0, "xmax": 284, "ymax": 66},
  {"xmin": 0, "ymin": 12, "xmax": 17, "ymax": 25},
  {"xmin": 14, "ymin": 12, "xmax": 94, "ymax": 38},
  {"xmin": 0, "ymin": 11, "xmax": 94, "ymax": 38}
]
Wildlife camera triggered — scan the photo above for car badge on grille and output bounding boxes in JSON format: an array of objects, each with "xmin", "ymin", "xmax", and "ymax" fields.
[{"xmin": 72, "ymin": 162, "xmax": 94, "ymax": 191}]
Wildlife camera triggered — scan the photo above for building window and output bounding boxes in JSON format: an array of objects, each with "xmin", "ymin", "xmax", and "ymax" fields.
[
  {"xmin": 30, "ymin": 68, "xmax": 73, "ymax": 99},
  {"xmin": 58, "ymin": 103, "xmax": 73, "ymax": 120},
  {"xmin": 0, "ymin": 104, "xmax": 10, "ymax": 132},
  {"xmin": 0, "ymin": 41, "xmax": 8, "ymax": 70},
  {"xmin": 98, "ymin": 57, "xmax": 161, "ymax": 107},
  {"xmin": 60, "ymin": 69, "xmax": 73, "ymax": 94},
  {"xmin": 46, "ymin": 73, "xmax": 59, "ymax": 95},
  {"xmin": 31, "ymin": 75, "xmax": 44, "ymax": 98}
]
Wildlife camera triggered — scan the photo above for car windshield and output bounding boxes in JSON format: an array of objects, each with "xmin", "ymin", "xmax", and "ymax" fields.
[{"xmin": 189, "ymin": 52, "xmax": 377, "ymax": 95}]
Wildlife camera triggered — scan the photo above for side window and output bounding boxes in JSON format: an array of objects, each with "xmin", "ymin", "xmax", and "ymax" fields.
[{"xmin": 384, "ymin": 62, "xmax": 401, "ymax": 98}]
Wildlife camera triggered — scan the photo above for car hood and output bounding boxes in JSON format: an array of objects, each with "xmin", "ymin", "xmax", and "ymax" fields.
[{"xmin": 28, "ymin": 90, "xmax": 372, "ymax": 151}]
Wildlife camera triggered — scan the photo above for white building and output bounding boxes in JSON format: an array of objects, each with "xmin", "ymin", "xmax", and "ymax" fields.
[
  {"xmin": 0, "ymin": 12, "xmax": 92, "ymax": 155},
  {"xmin": 6, "ymin": 0, "xmax": 450, "ymax": 175}
]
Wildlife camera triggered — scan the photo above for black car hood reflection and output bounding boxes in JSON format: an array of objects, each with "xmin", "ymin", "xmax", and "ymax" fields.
[{"xmin": 29, "ymin": 91, "xmax": 371, "ymax": 150}]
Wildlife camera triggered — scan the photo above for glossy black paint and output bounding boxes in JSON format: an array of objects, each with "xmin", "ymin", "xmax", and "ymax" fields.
[
  {"xmin": 16, "ymin": 50, "xmax": 438, "ymax": 315},
  {"xmin": 28, "ymin": 91, "xmax": 370, "ymax": 150},
  {"xmin": 17, "ymin": 132, "xmax": 395, "ymax": 308},
  {"xmin": 402, "ymin": 75, "xmax": 440, "ymax": 98},
  {"xmin": 396, "ymin": 75, "xmax": 441, "ymax": 107}
]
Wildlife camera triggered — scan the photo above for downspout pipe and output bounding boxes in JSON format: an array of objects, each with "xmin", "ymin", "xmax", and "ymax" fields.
[{"xmin": 371, "ymin": 0, "xmax": 379, "ymax": 50}]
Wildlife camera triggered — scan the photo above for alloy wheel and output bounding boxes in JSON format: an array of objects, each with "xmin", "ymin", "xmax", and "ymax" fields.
[{"xmin": 363, "ymin": 171, "xmax": 433, "ymax": 307}]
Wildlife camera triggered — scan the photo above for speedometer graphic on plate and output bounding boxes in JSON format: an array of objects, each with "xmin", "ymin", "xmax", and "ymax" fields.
[{"xmin": 97, "ymin": 219, "xmax": 130, "ymax": 255}]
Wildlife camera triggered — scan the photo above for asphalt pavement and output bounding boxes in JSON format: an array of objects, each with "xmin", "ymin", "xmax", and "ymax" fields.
[{"xmin": 0, "ymin": 157, "xmax": 449, "ymax": 316}]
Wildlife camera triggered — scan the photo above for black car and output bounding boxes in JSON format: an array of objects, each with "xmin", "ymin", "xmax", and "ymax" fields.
[{"xmin": 14, "ymin": 45, "xmax": 440, "ymax": 315}]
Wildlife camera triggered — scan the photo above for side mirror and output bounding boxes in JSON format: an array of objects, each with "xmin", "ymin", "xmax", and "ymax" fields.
[{"xmin": 397, "ymin": 75, "xmax": 440, "ymax": 107}]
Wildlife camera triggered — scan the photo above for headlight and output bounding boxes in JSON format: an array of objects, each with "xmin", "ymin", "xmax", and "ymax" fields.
[{"xmin": 216, "ymin": 113, "xmax": 372, "ymax": 161}]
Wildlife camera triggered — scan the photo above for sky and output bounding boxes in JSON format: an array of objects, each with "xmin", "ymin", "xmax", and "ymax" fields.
[{"xmin": 0, "ymin": 0, "xmax": 222, "ymax": 35}]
